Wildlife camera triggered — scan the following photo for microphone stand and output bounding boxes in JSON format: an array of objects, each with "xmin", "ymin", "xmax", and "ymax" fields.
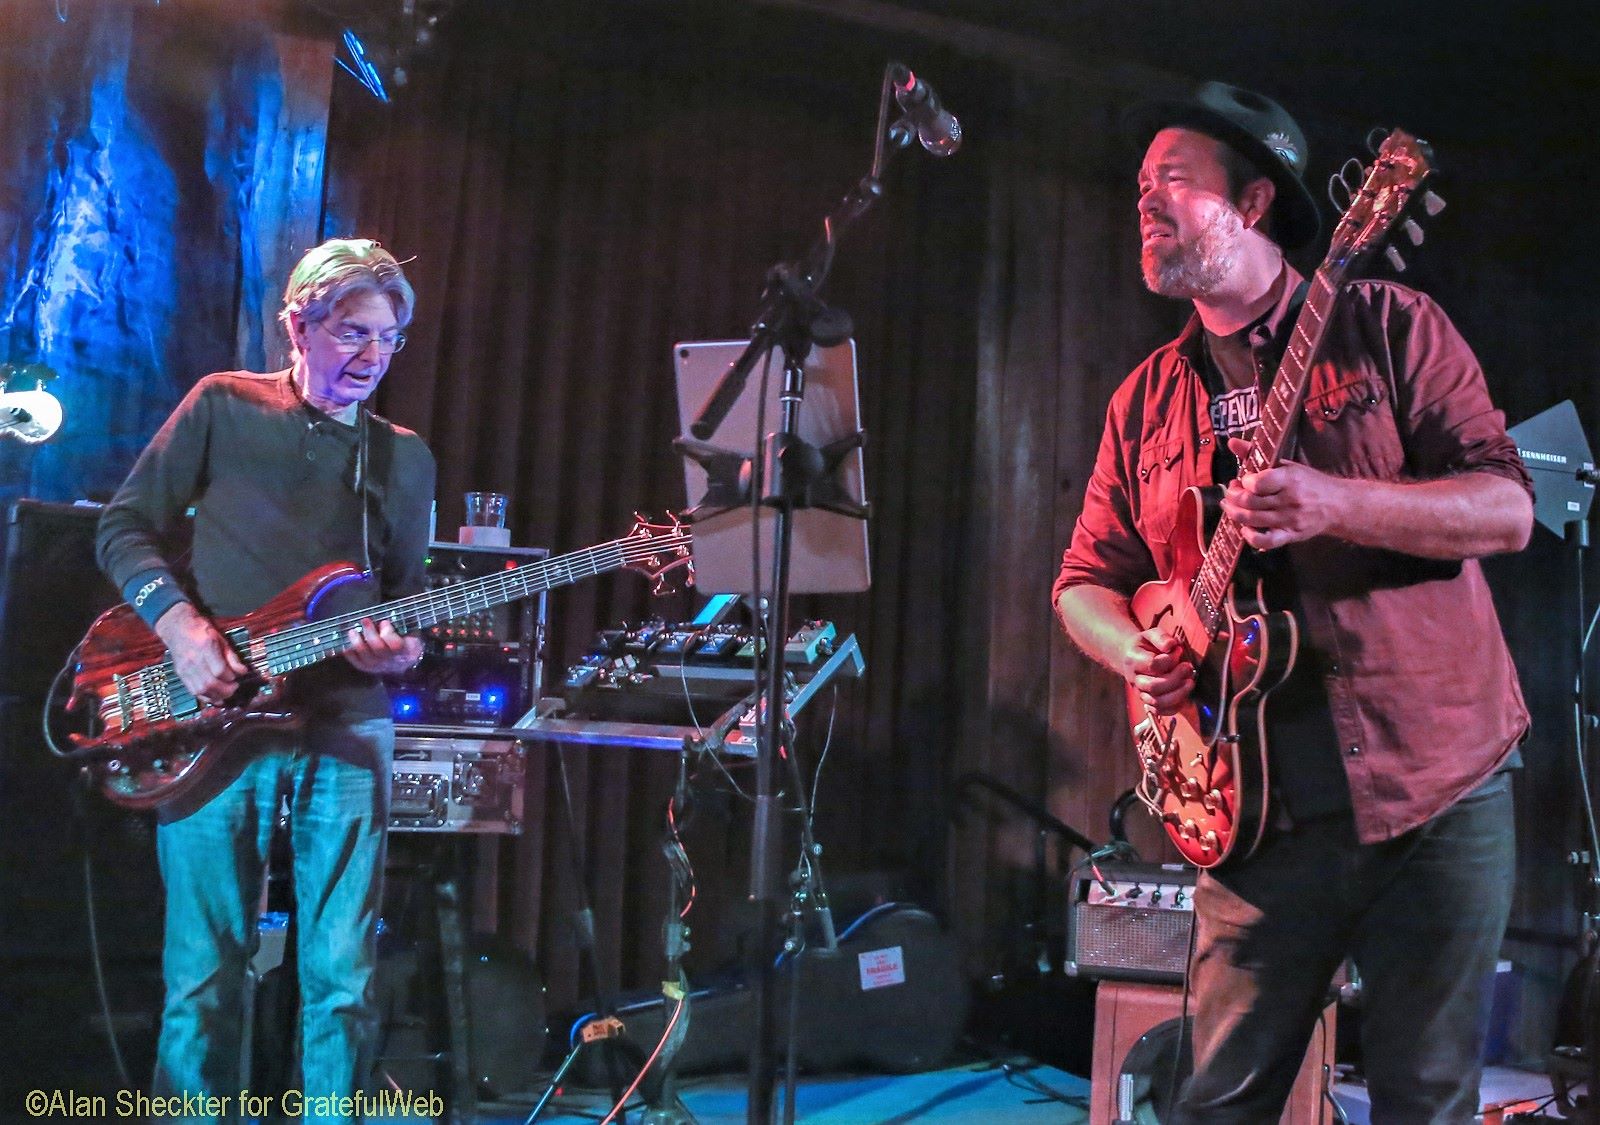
[
  {"xmin": 676, "ymin": 63, "xmax": 923, "ymax": 1125},
  {"xmin": 1569, "ymin": 514, "xmax": 1600, "ymax": 1113}
]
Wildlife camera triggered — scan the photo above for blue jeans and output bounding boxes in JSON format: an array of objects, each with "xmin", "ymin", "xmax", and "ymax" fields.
[
  {"xmin": 1173, "ymin": 777, "xmax": 1515, "ymax": 1124},
  {"xmin": 152, "ymin": 717, "xmax": 392, "ymax": 1124}
]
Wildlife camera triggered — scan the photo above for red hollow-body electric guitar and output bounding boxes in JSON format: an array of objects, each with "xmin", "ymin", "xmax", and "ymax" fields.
[
  {"xmin": 1126, "ymin": 130, "xmax": 1438, "ymax": 868},
  {"xmin": 68, "ymin": 515, "xmax": 691, "ymax": 810}
]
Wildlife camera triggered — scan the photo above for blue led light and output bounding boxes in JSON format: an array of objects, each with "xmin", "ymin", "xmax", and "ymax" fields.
[
  {"xmin": 336, "ymin": 29, "xmax": 389, "ymax": 103},
  {"xmin": 392, "ymin": 694, "xmax": 421, "ymax": 719}
]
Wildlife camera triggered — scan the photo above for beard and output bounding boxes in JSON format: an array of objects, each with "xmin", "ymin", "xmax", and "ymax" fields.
[{"xmin": 1141, "ymin": 203, "xmax": 1247, "ymax": 299}]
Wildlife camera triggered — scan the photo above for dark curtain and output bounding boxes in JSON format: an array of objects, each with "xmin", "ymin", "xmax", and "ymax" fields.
[{"xmin": 326, "ymin": 3, "xmax": 995, "ymax": 1009}]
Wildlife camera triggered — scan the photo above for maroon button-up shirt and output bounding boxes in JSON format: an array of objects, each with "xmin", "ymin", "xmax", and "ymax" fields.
[{"xmin": 1054, "ymin": 271, "xmax": 1532, "ymax": 844}]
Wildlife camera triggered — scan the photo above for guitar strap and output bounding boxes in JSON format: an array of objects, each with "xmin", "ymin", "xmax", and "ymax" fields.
[
  {"xmin": 354, "ymin": 404, "xmax": 397, "ymax": 585},
  {"xmin": 1198, "ymin": 278, "xmax": 1312, "ymax": 467},
  {"xmin": 1270, "ymin": 279, "xmax": 1313, "ymax": 461}
]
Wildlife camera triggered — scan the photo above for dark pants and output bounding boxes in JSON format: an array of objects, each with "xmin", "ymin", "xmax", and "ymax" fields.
[{"xmin": 1172, "ymin": 778, "xmax": 1514, "ymax": 1125}]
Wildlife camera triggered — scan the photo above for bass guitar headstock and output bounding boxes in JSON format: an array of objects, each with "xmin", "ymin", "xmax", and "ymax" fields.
[{"xmin": 621, "ymin": 511, "xmax": 695, "ymax": 595}]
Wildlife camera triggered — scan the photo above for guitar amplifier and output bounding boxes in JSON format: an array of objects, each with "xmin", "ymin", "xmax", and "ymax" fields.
[
  {"xmin": 1065, "ymin": 862, "xmax": 1196, "ymax": 984},
  {"xmin": 388, "ymin": 735, "xmax": 525, "ymax": 834}
]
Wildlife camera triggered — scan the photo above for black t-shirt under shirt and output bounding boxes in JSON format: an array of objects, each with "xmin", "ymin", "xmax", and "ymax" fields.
[{"xmin": 1199, "ymin": 318, "xmax": 1352, "ymax": 825}]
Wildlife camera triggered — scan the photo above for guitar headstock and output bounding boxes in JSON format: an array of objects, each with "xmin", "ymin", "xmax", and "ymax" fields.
[
  {"xmin": 621, "ymin": 512, "xmax": 695, "ymax": 595},
  {"xmin": 1324, "ymin": 129, "xmax": 1441, "ymax": 276}
]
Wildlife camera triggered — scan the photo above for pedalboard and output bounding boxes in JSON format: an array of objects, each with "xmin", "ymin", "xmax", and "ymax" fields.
[{"xmin": 558, "ymin": 618, "xmax": 841, "ymax": 724}]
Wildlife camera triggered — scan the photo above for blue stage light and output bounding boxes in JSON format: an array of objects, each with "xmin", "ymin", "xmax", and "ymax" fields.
[{"xmin": 337, "ymin": 29, "xmax": 389, "ymax": 103}]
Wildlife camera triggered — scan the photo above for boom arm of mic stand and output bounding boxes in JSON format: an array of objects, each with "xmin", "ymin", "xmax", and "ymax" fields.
[
  {"xmin": 951, "ymin": 771, "xmax": 1102, "ymax": 859},
  {"xmin": 688, "ymin": 62, "xmax": 904, "ymax": 444}
]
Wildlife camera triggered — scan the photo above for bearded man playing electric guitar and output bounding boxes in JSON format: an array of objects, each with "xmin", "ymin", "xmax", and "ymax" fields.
[
  {"xmin": 1053, "ymin": 83, "xmax": 1532, "ymax": 1121},
  {"xmin": 96, "ymin": 239, "xmax": 434, "ymax": 1121}
]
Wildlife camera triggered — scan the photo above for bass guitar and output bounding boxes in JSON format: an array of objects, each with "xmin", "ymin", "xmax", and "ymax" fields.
[
  {"xmin": 68, "ymin": 514, "xmax": 691, "ymax": 810},
  {"xmin": 1127, "ymin": 130, "xmax": 1439, "ymax": 868}
]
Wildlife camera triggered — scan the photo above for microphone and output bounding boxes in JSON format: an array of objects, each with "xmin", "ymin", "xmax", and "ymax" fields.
[{"xmin": 891, "ymin": 66, "xmax": 962, "ymax": 157}]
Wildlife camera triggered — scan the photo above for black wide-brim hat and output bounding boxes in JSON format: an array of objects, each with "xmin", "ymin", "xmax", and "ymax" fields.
[{"xmin": 1124, "ymin": 81, "xmax": 1322, "ymax": 252}]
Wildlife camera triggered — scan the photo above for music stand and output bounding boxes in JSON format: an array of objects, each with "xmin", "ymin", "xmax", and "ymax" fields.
[{"xmin": 672, "ymin": 338, "xmax": 871, "ymax": 595}]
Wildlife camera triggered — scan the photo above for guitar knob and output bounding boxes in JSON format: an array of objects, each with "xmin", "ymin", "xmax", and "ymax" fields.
[
  {"xmin": 1201, "ymin": 831, "xmax": 1221, "ymax": 852},
  {"xmin": 1181, "ymin": 818, "xmax": 1198, "ymax": 839}
]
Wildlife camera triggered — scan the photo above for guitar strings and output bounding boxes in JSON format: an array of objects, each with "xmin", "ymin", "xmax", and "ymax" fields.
[
  {"xmin": 122, "ymin": 531, "xmax": 690, "ymax": 720},
  {"xmin": 256, "ymin": 531, "xmax": 692, "ymax": 672}
]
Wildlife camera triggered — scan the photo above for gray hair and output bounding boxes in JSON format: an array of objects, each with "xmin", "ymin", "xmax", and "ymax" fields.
[{"xmin": 279, "ymin": 238, "xmax": 416, "ymax": 347}]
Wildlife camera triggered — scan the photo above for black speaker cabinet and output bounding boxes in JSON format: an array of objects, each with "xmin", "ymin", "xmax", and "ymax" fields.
[
  {"xmin": 590, "ymin": 904, "xmax": 967, "ymax": 1081},
  {"xmin": 0, "ymin": 498, "xmax": 119, "ymax": 698},
  {"xmin": 1089, "ymin": 981, "xmax": 1334, "ymax": 1125},
  {"xmin": 0, "ymin": 501, "xmax": 162, "ymax": 962}
]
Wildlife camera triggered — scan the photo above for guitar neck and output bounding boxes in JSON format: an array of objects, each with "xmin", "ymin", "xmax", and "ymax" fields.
[
  {"xmin": 1190, "ymin": 266, "xmax": 1348, "ymax": 636},
  {"xmin": 256, "ymin": 531, "xmax": 688, "ymax": 676}
]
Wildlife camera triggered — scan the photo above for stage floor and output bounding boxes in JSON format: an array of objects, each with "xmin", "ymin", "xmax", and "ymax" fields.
[
  {"xmin": 472, "ymin": 1060, "xmax": 1092, "ymax": 1124},
  {"xmin": 372, "ymin": 1062, "xmax": 1564, "ymax": 1124}
]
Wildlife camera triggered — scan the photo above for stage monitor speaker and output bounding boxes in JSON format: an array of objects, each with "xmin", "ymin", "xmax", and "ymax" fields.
[{"xmin": 1089, "ymin": 980, "xmax": 1334, "ymax": 1125}]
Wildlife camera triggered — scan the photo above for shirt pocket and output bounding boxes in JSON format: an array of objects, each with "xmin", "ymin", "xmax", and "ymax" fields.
[
  {"xmin": 1303, "ymin": 374, "xmax": 1386, "ymax": 423},
  {"xmin": 1299, "ymin": 375, "xmax": 1404, "ymax": 478},
  {"xmin": 1135, "ymin": 437, "xmax": 1186, "ymax": 551}
]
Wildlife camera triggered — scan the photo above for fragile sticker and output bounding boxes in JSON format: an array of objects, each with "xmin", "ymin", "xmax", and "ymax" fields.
[{"xmin": 858, "ymin": 945, "xmax": 906, "ymax": 991}]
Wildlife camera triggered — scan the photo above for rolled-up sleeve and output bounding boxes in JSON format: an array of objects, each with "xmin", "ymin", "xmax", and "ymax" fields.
[
  {"xmin": 1381, "ymin": 286, "xmax": 1533, "ymax": 496},
  {"xmin": 1052, "ymin": 389, "xmax": 1157, "ymax": 625}
]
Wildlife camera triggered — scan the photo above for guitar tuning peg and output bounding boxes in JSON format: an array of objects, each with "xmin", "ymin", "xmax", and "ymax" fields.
[
  {"xmin": 1385, "ymin": 245, "xmax": 1407, "ymax": 273},
  {"xmin": 1402, "ymin": 218, "xmax": 1424, "ymax": 246},
  {"xmin": 1422, "ymin": 190, "xmax": 1446, "ymax": 216}
]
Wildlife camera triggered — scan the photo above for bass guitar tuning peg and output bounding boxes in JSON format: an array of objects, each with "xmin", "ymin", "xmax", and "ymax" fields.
[
  {"xmin": 1422, "ymin": 190, "xmax": 1446, "ymax": 216},
  {"xmin": 1385, "ymin": 245, "xmax": 1407, "ymax": 273},
  {"xmin": 1402, "ymin": 218, "xmax": 1425, "ymax": 246}
]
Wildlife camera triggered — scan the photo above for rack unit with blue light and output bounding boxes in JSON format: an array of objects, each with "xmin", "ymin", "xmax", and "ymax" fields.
[{"xmin": 384, "ymin": 540, "xmax": 549, "ymax": 728}]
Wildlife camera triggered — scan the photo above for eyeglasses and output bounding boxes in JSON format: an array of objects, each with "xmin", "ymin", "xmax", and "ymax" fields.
[{"xmin": 315, "ymin": 321, "xmax": 408, "ymax": 354}]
